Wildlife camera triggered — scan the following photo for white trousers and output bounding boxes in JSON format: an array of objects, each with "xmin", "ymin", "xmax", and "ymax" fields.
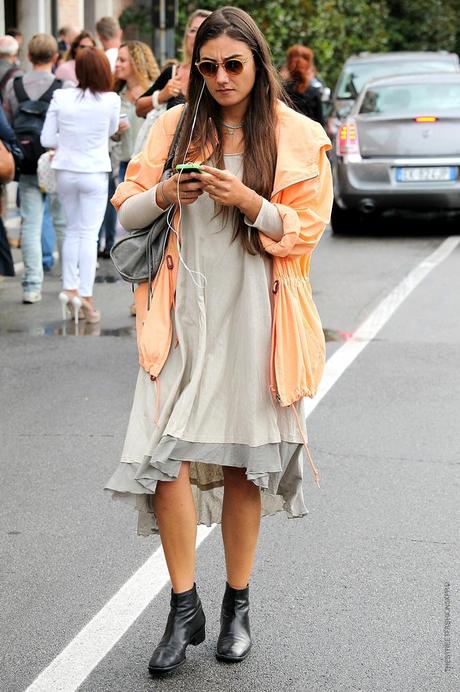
[{"xmin": 57, "ymin": 170, "xmax": 108, "ymax": 297}]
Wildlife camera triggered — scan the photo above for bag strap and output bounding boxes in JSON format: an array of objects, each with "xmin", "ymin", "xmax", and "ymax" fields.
[
  {"xmin": 38, "ymin": 78, "xmax": 63, "ymax": 104},
  {"xmin": 163, "ymin": 105, "xmax": 187, "ymax": 174},
  {"xmin": 13, "ymin": 76, "xmax": 28, "ymax": 103},
  {"xmin": 146, "ymin": 107, "xmax": 187, "ymax": 308},
  {"xmin": 0, "ymin": 65, "xmax": 20, "ymax": 94}
]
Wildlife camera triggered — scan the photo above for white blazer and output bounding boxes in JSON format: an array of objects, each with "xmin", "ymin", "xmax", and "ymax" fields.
[{"xmin": 41, "ymin": 87, "xmax": 121, "ymax": 173}]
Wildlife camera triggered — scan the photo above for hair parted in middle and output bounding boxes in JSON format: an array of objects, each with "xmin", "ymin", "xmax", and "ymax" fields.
[
  {"xmin": 66, "ymin": 30, "xmax": 96, "ymax": 61},
  {"xmin": 174, "ymin": 6, "xmax": 282, "ymax": 256},
  {"xmin": 115, "ymin": 40, "xmax": 160, "ymax": 93},
  {"xmin": 286, "ymin": 45, "xmax": 314, "ymax": 94},
  {"xmin": 76, "ymin": 47, "xmax": 113, "ymax": 94}
]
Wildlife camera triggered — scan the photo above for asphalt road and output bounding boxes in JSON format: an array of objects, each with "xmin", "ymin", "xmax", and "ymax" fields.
[{"xmin": 1, "ymin": 222, "xmax": 459, "ymax": 692}]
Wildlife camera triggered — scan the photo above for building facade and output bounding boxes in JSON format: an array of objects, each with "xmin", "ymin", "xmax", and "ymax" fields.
[{"xmin": 0, "ymin": 0, "xmax": 132, "ymax": 46}]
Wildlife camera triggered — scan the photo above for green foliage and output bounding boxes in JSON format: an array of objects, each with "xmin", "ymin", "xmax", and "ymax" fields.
[
  {"xmin": 385, "ymin": 0, "xmax": 460, "ymax": 52},
  {"xmin": 122, "ymin": 1, "xmax": 460, "ymax": 91},
  {"xmin": 177, "ymin": 1, "xmax": 313, "ymax": 67},
  {"xmin": 306, "ymin": 0, "xmax": 389, "ymax": 85}
]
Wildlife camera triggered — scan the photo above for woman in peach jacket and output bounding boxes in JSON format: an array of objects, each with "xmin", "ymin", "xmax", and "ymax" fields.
[{"xmin": 105, "ymin": 7, "xmax": 332, "ymax": 677}]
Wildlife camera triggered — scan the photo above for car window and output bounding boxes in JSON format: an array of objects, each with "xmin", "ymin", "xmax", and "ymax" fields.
[
  {"xmin": 359, "ymin": 82, "xmax": 460, "ymax": 114},
  {"xmin": 336, "ymin": 60, "xmax": 458, "ymax": 99}
]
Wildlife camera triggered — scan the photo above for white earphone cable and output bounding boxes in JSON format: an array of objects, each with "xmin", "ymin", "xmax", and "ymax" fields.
[{"xmin": 167, "ymin": 80, "xmax": 207, "ymax": 290}]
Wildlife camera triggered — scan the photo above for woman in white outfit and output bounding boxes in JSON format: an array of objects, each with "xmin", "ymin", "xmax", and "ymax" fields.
[{"xmin": 41, "ymin": 47, "xmax": 121, "ymax": 323}]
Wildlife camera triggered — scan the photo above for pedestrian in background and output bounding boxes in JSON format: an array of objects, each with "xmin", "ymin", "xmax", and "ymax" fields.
[
  {"xmin": 3, "ymin": 33, "xmax": 69, "ymax": 304},
  {"xmin": 55, "ymin": 30, "xmax": 96, "ymax": 85},
  {"xmin": 5, "ymin": 28, "xmax": 23, "ymax": 60},
  {"xmin": 0, "ymin": 102, "xmax": 17, "ymax": 277},
  {"xmin": 0, "ymin": 35, "xmax": 21, "ymax": 100},
  {"xmin": 105, "ymin": 6, "xmax": 332, "ymax": 676},
  {"xmin": 136, "ymin": 9, "xmax": 211, "ymax": 118},
  {"xmin": 96, "ymin": 16, "xmax": 121, "ymax": 260},
  {"xmin": 113, "ymin": 40, "xmax": 159, "ymax": 183},
  {"xmin": 96, "ymin": 16, "xmax": 122, "ymax": 72},
  {"xmin": 284, "ymin": 44, "xmax": 324, "ymax": 125},
  {"xmin": 41, "ymin": 47, "xmax": 120, "ymax": 323},
  {"xmin": 56, "ymin": 26, "xmax": 79, "ymax": 57}
]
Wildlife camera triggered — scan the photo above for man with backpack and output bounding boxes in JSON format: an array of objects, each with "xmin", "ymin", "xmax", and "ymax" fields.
[{"xmin": 3, "ymin": 33, "xmax": 71, "ymax": 304}]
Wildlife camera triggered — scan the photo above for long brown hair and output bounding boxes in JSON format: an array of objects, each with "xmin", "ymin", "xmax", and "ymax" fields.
[
  {"xmin": 76, "ymin": 47, "xmax": 113, "ymax": 94},
  {"xmin": 286, "ymin": 45, "xmax": 314, "ymax": 94},
  {"xmin": 175, "ymin": 6, "xmax": 282, "ymax": 255}
]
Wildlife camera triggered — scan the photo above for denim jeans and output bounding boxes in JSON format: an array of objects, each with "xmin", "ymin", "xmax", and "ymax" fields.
[
  {"xmin": 98, "ymin": 172, "xmax": 117, "ymax": 252},
  {"xmin": 19, "ymin": 174, "xmax": 66, "ymax": 292},
  {"xmin": 41, "ymin": 196, "xmax": 54, "ymax": 270}
]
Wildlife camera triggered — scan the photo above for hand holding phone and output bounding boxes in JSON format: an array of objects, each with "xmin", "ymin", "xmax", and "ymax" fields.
[{"xmin": 176, "ymin": 163, "xmax": 203, "ymax": 174}]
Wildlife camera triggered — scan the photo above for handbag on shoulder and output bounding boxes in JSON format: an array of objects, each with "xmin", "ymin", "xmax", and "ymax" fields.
[
  {"xmin": 0, "ymin": 139, "xmax": 15, "ymax": 184},
  {"xmin": 110, "ymin": 107, "xmax": 186, "ymax": 305}
]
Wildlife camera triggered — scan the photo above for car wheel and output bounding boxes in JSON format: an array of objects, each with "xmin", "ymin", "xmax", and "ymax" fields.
[{"xmin": 331, "ymin": 203, "xmax": 361, "ymax": 234}]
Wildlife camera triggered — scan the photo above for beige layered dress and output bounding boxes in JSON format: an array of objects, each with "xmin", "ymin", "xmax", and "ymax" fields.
[{"xmin": 104, "ymin": 155, "xmax": 309, "ymax": 536}]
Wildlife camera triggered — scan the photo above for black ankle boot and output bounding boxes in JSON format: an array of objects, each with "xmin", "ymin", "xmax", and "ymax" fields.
[
  {"xmin": 148, "ymin": 583, "xmax": 206, "ymax": 675},
  {"xmin": 216, "ymin": 582, "xmax": 252, "ymax": 662}
]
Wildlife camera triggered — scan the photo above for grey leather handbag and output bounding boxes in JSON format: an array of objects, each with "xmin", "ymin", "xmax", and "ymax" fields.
[{"xmin": 110, "ymin": 108, "xmax": 186, "ymax": 300}]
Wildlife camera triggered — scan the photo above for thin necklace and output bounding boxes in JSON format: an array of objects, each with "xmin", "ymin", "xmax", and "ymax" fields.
[{"xmin": 223, "ymin": 121, "xmax": 243, "ymax": 135}]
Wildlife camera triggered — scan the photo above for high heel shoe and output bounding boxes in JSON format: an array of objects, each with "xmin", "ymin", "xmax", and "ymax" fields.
[
  {"xmin": 58, "ymin": 292, "xmax": 82, "ymax": 325},
  {"xmin": 216, "ymin": 582, "xmax": 252, "ymax": 662},
  {"xmin": 80, "ymin": 298, "xmax": 101, "ymax": 324},
  {"xmin": 148, "ymin": 584, "xmax": 206, "ymax": 675}
]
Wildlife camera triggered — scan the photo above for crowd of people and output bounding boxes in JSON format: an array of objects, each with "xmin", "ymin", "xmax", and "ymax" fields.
[{"xmin": 0, "ymin": 12, "xmax": 326, "ymax": 325}]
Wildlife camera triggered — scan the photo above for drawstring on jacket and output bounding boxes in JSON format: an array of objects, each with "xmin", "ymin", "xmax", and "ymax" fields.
[{"xmin": 291, "ymin": 402, "xmax": 320, "ymax": 488}]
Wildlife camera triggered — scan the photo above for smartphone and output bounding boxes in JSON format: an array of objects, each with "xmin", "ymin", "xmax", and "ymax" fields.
[
  {"xmin": 171, "ymin": 64, "xmax": 177, "ymax": 79},
  {"xmin": 176, "ymin": 163, "xmax": 203, "ymax": 174}
]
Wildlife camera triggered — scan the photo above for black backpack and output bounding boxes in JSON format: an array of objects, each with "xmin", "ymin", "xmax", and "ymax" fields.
[{"xmin": 12, "ymin": 76, "xmax": 62, "ymax": 174}]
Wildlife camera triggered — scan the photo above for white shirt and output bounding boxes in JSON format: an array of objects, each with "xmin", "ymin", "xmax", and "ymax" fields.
[
  {"xmin": 41, "ymin": 87, "xmax": 121, "ymax": 173},
  {"xmin": 105, "ymin": 47, "xmax": 118, "ymax": 72}
]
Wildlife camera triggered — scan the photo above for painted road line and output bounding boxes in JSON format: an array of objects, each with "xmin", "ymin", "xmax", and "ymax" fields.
[
  {"xmin": 304, "ymin": 235, "xmax": 460, "ymax": 418},
  {"xmin": 25, "ymin": 525, "xmax": 214, "ymax": 692},
  {"xmin": 24, "ymin": 235, "xmax": 460, "ymax": 692}
]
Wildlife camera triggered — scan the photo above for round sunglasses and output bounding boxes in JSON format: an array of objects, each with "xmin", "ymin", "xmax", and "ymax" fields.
[{"xmin": 195, "ymin": 57, "xmax": 250, "ymax": 78}]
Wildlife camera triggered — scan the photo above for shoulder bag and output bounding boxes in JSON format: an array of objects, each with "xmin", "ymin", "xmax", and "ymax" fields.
[
  {"xmin": 0, "ymin": 139, "xmax": 15, "ymax": 184},
  {"xmin": 110, "ymin": 107, "xmax": 186, "ymax": 304}
]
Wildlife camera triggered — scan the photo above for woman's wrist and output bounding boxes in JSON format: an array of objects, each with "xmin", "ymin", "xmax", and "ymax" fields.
[
  {"xmin": 158, "ymin": 87, "xmax": 167, "ymax": 104},
  {"xmin": 151, "ymin": 90, "xmax": 161, "ymax": 109},
  {"xmin": 156, "ymin": 180, "xmax": 172, "ymax": 209},
  {"xmin": 239, "ymin": 188, "xmax": 263, "ymax": 225}
]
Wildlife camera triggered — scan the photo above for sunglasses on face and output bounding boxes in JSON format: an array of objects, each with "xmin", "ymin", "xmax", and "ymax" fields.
[{"xmin": 195, "ymin": 57, "xmax": 250, "ymax": 78}]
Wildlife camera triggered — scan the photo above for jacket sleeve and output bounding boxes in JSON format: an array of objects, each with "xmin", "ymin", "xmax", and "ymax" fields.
[
  {"xmin": 40, "ymin": 95, "xmax": 59, "ymax": 149},
  {"xmin": 111, "ymin": 105, "xmax": 180, "ymax": 211},
  {"xmin": 259, "ymin": 142, "xmax": 333, "ymax": 258}
]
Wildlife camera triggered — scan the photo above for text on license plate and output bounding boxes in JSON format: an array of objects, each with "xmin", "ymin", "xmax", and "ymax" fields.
[{"xmin": 395, "ymin": 166, "xmax": 457, "ymax": 182}]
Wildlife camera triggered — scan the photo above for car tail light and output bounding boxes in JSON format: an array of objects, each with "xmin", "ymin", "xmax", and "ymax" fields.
[
  {"xmin": 337, "ymin": 120, "xmax": 360, "ymax": 156},
  {"xmin": 414, "ymin": 116, "xmax": 438, "ymax": 123}
]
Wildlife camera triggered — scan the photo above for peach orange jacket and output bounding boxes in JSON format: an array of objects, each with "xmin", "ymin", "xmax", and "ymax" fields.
[{"xmin": 112, "ymin": 101, "xmax": 333, "ymax": 408}]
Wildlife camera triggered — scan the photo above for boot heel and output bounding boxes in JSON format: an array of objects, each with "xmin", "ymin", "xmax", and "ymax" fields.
[{"xmin": 190, "ymin": 626, "xmax": 205, "ymax": 646}]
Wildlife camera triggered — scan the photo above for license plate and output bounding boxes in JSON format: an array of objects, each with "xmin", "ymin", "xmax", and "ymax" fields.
[{"xmin": 395, "ymin": 166, "xmax": 457, "ymax": 182}]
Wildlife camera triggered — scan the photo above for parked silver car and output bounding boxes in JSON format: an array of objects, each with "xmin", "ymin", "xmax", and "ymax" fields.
[
  {"xmin": 327, "ymin": 51, "xmax": 460, "ymax": 140},
  {"xmin": 331, "ymin": 73, "xmax": 460, "ymax": 233}
]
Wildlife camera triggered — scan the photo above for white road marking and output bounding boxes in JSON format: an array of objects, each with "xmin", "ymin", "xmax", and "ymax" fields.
[
  {"xmin": 304, "ymin": 235, "xmax": 459, "ymax": 417},
  {"xmin": 25, "ymin": 525, "xmax": 214, "ymax": 692},
  {"xmin": 24, "ymin": 235, "xmax": 460, "ymax": 691}
]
